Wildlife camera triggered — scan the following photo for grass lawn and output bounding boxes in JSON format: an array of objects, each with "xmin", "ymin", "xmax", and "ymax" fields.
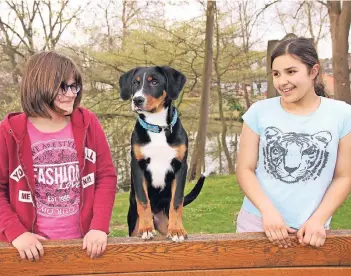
[{"xmin": 109, "ymin": 174, "xmax": 351, "ymax": 237}]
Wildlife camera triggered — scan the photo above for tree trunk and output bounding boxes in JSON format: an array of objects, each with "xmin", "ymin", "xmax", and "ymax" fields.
[
  {"xmin": 233, "ymin": 133, "xmax": 238, "ymax": 171},
  {"xmin": 213, "ymin": 8, "xmax": 234, "ymax": 175},
  {"xmin": 121, "ymin": 0, "xmax": 128, "ymax": 50},
  {"xmin": 188, "ymin": 0, "xmax": 216, "ymax": 181},
  {"xmin": 216, "ymin": 80, "xmax": 234, "ymax": 174},
  {"xmin": 327, "ymin": 1, "xmax": 351, "ymax": 103},
  {"xmin": 217, "ymin": 134, "xmax": 223, "ymax": 174},
  {"xmin": 243, "ymin": 83, "xmax": 251, "ymax": 109}
]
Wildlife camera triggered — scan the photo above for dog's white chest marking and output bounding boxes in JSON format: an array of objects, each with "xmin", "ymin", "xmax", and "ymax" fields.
[
  {"xmin": 143, "ymin": 133, "xmax": 176, "ymax": 189},
  {"xmin": 141, "ymin": 108, "xmax": 176, "ymax": 189}
]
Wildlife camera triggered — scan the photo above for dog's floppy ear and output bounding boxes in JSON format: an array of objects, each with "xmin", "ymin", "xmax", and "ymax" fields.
[
  {"xmin": 159, "ymin": 66, "xmax": 186, "ymax": 100},
  {"xmin": 119, "ymin": 67, "xmax": 139, "ymax": 101}
]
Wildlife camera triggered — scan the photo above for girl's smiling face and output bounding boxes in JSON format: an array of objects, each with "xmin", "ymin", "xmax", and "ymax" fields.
[
  {"xmin": 54, "ymin": 75, "xmax": 78, "ymax": 116},
  {"xmin": 272, "ymin": 54, "xmax": 319, "ymax": 103}
]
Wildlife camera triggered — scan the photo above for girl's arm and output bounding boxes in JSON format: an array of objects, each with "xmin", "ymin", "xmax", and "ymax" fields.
[
  {"xmin": 0, "ymin": 127, "xmax": 44, "ymax": 261},
  {"xmin": 0, "ymin": 128, "xmax": 27, "ymax": 242},
  {"xmin": 298, "ymin": 132, "xmax": 351, "ymax": 246},
  {"xmin": 83, "ymin": 114, "xmax": 117, "ymax": 259},
  {"xmin": 236, "ymin": 123, "xmax": 295, "ymax": 247},
  {"xmin": 236, "ymin": 123, "xmax": 273, "ymax": 212},
  {"xmin": 89, "ymin": 114, "xmax": 118, "ymax": 233}
]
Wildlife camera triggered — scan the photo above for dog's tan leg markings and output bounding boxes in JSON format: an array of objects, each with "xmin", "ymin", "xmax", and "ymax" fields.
[
  {"xmin": 136, "ymin": 199, "xmax": 153, "ymax": 234},
  {"xmin": 136, "ymin": 178, "xmax": 155, "ymax": 240},
  {"xmin": 133, "ymin": 144, "xmax": 144, "ymax": 160},
  {"xmin": 131, "ymin": 218, "xmax": 139, "ymax": 237},
  {"xmin": 167, "ymin": 179, "xmax": 187, "ymax": 242},
  {"xmin": 172, "ymin": 144, "xmax": 187, "ymax": 161}
]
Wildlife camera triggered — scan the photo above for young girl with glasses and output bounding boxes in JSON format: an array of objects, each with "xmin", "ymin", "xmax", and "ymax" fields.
[{"xmin": 0, "ymin": 51, "xmax": 117, "ymax": 260}]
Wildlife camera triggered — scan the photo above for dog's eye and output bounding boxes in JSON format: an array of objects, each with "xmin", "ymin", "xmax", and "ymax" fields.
[
  {"xmin": 133, "ymin": 80, "xmax": 139, "ymax": 87},
  {"xmin": 150, "ymin": 80, "xmax": 158, "ymax": 86}
]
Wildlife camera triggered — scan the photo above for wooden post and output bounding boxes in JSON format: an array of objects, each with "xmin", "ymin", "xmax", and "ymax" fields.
[{"xmin": 267, "ymin": 39, "xmax": 279, "ymax": 98}]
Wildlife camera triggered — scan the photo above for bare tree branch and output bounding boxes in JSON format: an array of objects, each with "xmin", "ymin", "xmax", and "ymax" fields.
[
  {"xmin": 317, "ymin": 0, "xmax": 328, "ymax": 8},
  {"xmin": 293, "ymin": 0, "xmax": 306, "ymax": 19}
]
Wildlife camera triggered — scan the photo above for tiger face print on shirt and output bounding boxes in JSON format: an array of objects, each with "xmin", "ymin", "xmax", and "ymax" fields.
[{"xmin": 263, "ymin": 127, "xmax": 332, "ymax": 184}]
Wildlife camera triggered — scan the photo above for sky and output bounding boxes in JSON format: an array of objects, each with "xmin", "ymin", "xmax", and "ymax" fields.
[
  {"xmin": 2, "ymin": 0, "xmax": 350, "ymax": 59},
  {"xmin": 163, "ymin": 0, "xmax": 350, "ymax": 59}
]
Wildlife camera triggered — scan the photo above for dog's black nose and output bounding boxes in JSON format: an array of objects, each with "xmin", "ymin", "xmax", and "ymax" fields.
[{"xmin": 133, "ymin": 96, "xmax": 145, "ymax": 106}]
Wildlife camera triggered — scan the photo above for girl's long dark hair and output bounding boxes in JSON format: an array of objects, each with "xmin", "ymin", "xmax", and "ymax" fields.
[{"xmin": 271, "ymin": 37, "xmax": 327, "ymax": 97}]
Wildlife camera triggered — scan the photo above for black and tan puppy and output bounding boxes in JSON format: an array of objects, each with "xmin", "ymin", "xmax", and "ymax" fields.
[{"xmin": 119, "ymin": 66, "xmax": 206, "ymax": 242}]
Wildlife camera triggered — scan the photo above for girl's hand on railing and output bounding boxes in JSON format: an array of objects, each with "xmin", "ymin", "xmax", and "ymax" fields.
[
  {"xmin": 262, "ymin": 207, "xmax": 296, "ymax": 248},
  {"xmin": 11, "ymin": 232, "xmax": 46, "ymax": 261},
  {"xmin": 83, "ymin": 229, "xmax": 107, "ymax": 259},
  {"xmin": 297, "ymin": 218, "xmax": 326, "ymax": 247}
]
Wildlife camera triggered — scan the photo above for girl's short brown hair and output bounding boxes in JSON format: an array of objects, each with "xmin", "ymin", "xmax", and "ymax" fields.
[{"xmin": 20, "ymin": 51, "xmax": 83, "ymax": 118}]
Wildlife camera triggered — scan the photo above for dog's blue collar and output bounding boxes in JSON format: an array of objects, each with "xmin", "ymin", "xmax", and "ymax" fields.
[{"xmin": 137, "ymin": 109, "xmax": 178, "ymax": 133}]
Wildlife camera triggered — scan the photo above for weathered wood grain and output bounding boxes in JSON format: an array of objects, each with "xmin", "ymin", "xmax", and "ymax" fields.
[{"xmin": 0, "ymin": 231, "xmax": 350, "ymax": 276}]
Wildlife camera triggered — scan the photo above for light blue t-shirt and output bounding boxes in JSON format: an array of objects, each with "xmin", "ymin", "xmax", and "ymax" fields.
[{"xmin": 241, "ymin": 96, "xmax": 351, "ymax": 229}]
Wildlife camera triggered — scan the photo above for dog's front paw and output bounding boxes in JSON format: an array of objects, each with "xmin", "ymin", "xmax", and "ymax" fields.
[
  {"xmin": 167, "ymin": 228, "xmax": 188, "ymax": 243},
  {"xmin": 139, "ymin": 228, "xmax": 157, "ymax": 240}
]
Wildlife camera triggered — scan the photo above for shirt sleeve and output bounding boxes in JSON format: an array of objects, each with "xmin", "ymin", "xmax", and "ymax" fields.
[
  {"xmin": 340, "ymin": 102, "xmax": 351, "ymax": 138},
  {"xmin": 242, "ymin": 101, "xmax": 261, "ymax": 135},
  {"xmin": 89, "ymin": 112, "xmax": 117, "ymax": 234},
  {"xmin": 0, "ymin": 126, "xmax": 27, "ymax": 242}
]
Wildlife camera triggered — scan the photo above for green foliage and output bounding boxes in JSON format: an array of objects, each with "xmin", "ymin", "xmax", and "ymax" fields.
[
  {"xmin": 0, "ymin": 87, "xmax": 22, "ymax": 120},
  {"xmin": 227, "ymin": 97, "xmax": 245, "ymax": 122}
]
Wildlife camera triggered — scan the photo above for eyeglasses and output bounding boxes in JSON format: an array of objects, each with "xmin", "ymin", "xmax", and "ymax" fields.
[{"xmin": 59, "ymin": 82, "xmax": 81, "ymax": 95}]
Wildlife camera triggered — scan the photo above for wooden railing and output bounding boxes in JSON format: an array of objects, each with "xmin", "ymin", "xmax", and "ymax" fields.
[{"xmin": 0, "ymin": 230, "xmax": 351, "ymax": 276}]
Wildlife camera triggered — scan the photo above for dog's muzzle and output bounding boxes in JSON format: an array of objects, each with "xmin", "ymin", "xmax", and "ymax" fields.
[{"xmin": 133, "ymin": 96, "xmax": 145, "ymax": 107}]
